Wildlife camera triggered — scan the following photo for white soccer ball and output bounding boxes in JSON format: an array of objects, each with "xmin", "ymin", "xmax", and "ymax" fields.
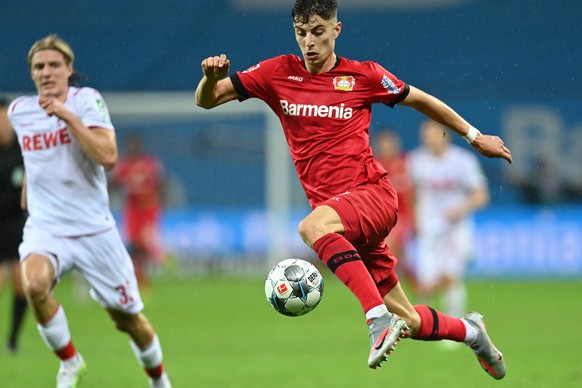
[{"xmin": 264, "ymin": 258, "xmax": 324, "ymax": 317}]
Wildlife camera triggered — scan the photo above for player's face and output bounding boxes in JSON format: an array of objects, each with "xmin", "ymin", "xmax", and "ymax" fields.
[
  {"xmin": 421, "ymin": 122, "xmax": 448, "ymax": 155},
  {"xmin": 377, "ymin": 134, "xmax": 401, "ymax": 158},
  {"xmin": 30, "ymin": 49, "xmax": 73, "ymax": 99},
  {"xmin": 294, "ymin": 14, "xmax": 341, "ymax": 73}
]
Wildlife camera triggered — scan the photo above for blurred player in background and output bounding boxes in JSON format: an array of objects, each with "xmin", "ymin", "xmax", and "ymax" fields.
[
  {"xmin": 8, "ymin": 35, "xmax": 171, "ymax": 387},
  {"xmin": 110, "ymin": 133, "xmax": 166, "ymax": 289},
  {"xmin": 373, "ymin": 129, "xmax": 417, "ymax": 292},
  {"xmin": 0, "ymin": 96, "xmax": 28, "ymax": 353},
  {"xmin": 408, "ymin": 119, "xmax": 490, "ymax": 324},
  {"xmin": 195, "ymin": 0, "xmax": 511, "ymax": 378}
]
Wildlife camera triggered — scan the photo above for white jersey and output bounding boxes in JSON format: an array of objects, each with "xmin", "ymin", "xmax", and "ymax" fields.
[
  {"xmin": 407, "ymin": 144, "xmax": 487, "ymax": 237},
  {"xmin": 8, "ymin": 87, "xmax": 116, "ymax": 236}
]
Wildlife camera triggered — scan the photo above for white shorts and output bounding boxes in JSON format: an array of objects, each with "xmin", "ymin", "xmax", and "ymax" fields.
[
  {"xmin": 20, "ymin": 225, "xmax": 144, "ymax": 315},
  {"xmin": 413, "ymin": 225, "xmax": 473, "ymax": 286}
]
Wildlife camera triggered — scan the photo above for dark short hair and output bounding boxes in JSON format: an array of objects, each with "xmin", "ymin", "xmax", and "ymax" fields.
[
  {"xmin": 0, "ymin": 96, "xmax": 9, "ymax": 108},
  {"xmin": 292, "ymin": 0, "xmax": 338, "ymax": 24}
]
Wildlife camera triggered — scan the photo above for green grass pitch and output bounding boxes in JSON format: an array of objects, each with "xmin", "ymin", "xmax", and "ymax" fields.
[{"xmin": 1, "ymin": 272, "xmax": 581, "ymax": 387}]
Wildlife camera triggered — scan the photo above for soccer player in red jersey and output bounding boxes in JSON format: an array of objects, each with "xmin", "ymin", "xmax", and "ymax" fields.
[
  {"xmin": 195, "ymin": 0, "xmax": 511, "ymax": 378},
  {"xmin": 374, "ymin": 129, "xmax": 417, "ymax": 293},
  {"xmin": 111, "ymin": 134, "xmax": 165, "ymax": 289}
]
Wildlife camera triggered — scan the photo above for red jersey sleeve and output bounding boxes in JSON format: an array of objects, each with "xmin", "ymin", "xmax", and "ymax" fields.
[
  {"xmin": 364, "ymin": 62, "xmax": 409, "ymax": 107},
  {"xmin": 230, "ymin": 56, "xmax": 283, "ymax": 102}
]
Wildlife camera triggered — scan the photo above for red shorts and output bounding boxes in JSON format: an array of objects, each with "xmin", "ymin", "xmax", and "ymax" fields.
[
  {"xmin": 321, "ymin": 176, "xmax": 400, "ymax": 296},
  {"xmin": 122, "ymin": 207, "xmax": 164, "ymax": 262}
]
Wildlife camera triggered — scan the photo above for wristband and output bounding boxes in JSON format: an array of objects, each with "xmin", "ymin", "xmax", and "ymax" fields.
[{"xmin": 463, "ymin": 125, "xmax": 480, "ymax": 144}]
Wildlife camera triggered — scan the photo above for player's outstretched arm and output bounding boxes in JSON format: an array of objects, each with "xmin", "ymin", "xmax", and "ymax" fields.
[
  {"xmin": 195, "ymin": 54, "xmax": 239, "ymax": 109},
  {"xmin": 400, "ymin": 86, "xmax": 512, "ymax": 164}
]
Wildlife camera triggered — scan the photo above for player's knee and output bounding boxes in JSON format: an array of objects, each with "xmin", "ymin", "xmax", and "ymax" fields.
[
  {"xmin": 297, "ymin": 218, "xmax": 315, "ymax": 247},
  {"xmin": 21, "ymin": 255, "xmax": 55, "ymax": 303},
  {"xmin": 22, "ymin": 275, "xmax": 51, "ymax": 304},
  {"xmin": 297, "ymin": 216, "xmax": 329, "ymax": 248}
]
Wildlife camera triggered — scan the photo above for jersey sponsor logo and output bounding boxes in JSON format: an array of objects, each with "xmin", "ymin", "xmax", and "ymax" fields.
[
  {"xmin": 280, "ymin": 99, "xmax": 353, "ymax": 119},
  {"xmin": 333, "ymin": 76, "xmax": 355, "ymax": 91},
  {"xmin": 287, "ymin": 75, "xmax": 304, "ymax": 82},
  {"xmin": 242, "ymin": 63, "xmax": 260, "ymax": 73},
  {"xmin": 381, "ymin": 75, "xmax": 401, "ymax": 94},
  {"xmin": 21, "ymin": 127, "xmax": 71, "ymax": 151}
]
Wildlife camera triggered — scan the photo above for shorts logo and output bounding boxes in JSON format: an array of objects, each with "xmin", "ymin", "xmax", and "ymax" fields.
[
  {"xmin": 331, "ymin": 190, "xmax": 350, "ymax": 201},
  {"xmin": 243, "ymin": 63, "xmax": 260, "ymax": 73},
  {"xmin": 381, "ymin": 75, "xmax": 401, "ymax": 94},
  {"xmin": 333, "ymin": 76, "xmax": 355, "ymax": 91}
]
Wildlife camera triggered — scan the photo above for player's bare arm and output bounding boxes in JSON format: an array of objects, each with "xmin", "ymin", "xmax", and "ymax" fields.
[
  {"xmin": 195, "ymin": 54, "xmax": 239, "ymax": 109},
  {"xmin": 39, "ymin": 95, "xmax": 118, "ymax": 170},
  {"xmin": 400, "ymin": 86, "xmax": 513, "ymax": 164}
]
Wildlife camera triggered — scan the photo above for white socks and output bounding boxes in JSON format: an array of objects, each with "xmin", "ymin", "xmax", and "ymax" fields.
[
  {"xmin": 37, "ymin": 305, "xmax": 71, "ymax": 351},
  {"xmin": 443, "ymin": 283, "xmax": 467, "ymax": 319},
  {"xmin": 130, "ymin": 335, "xmax": 163, "ymax": 368},
  {"xmin": 365, "ymin": 304, "xmax": 389, "ymax": 320}
]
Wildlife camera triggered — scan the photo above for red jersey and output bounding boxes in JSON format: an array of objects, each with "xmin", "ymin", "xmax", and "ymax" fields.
[
  {"xmin": 112, "ymin": 155, "xmax": 164, "ymax": 210},
  {"xmin": 232, "ymin": 55, "xmax": 409, "ymax": 207},
  {"xmin": 378, "ymin": 153, "xmax": 414, "ymax": 218}
]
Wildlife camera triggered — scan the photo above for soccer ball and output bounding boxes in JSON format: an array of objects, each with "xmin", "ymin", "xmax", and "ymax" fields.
[{"xmin": 264, "ymin": 258, "xmax": 324, "ymax": 317}]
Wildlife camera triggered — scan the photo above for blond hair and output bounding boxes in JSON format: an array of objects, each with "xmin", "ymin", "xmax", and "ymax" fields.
[{"xmin": 27, "ymin": 34, "xmax": 74, "ymax": 68}]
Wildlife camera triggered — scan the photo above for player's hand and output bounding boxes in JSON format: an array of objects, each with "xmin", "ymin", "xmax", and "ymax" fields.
[
  {"xmin": 39, "ymin": 96, "xmax": 71, "ymax": 121},
  {"xmin": 201, "ymin": 54, "xmax": 230, "ymax": 81},
  {"xmin": 446, "ymin": 207, "xmax": 465, "ymax": 223},
  {"xmin": 471, "ymin": 134, "xmax": 513, "ymax": 164}
]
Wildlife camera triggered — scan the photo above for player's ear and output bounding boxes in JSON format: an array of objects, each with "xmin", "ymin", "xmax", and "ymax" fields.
[{"xmin": 334, "ymin": 22, "xmax": 342, "ymax": 38}]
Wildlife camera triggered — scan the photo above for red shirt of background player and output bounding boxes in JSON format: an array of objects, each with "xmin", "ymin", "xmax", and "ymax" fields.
[
  {"xmin": 377, "ymin": 151, "xmax": 414, "ymax": 243},
  {"xmin": 112, "ymin": 151, "xmax": 164, "ymax": 257}
]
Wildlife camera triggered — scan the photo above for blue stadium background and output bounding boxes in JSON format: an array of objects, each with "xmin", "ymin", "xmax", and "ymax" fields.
[{"xmin": 2, "ymin": 0, "xmax": 581, "ymax": 276}]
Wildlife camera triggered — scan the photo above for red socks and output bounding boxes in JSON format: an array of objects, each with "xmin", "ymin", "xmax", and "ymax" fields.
[
  {"xmin": 313, "ymin": 233, "xmax": 384, "ymax": 313},
  {"xmin": 412, "ymin": 305, "xmax": 466, "ymax": 342},
  {"xmin": 312, "ymin": 233, "xmax": 467, "ymax": 343},
  {"xmin": 146, "ymin": 364, "xmax": 164, "ymax": 379},
  {"xmin": 55, "ymin": 341, "xmax": 77, "ymax": 360}
]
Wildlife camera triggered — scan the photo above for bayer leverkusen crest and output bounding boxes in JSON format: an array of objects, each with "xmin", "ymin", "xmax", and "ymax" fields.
[{"xmin": 333, "ymin": 76, "xmax": 355, "ymax": 91}]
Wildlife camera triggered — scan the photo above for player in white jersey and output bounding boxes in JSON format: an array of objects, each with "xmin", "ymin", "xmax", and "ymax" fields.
[
  {"xmin": 8, "ymin": 35, "xmax": 171, "ymax": 388},
  {"xmin": 408, "ymin": 119, "xmax": 489, "ymax": 322}
]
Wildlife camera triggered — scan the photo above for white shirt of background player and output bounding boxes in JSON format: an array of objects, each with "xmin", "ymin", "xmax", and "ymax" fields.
[{"xmin": 9, "ymin": 87, "xmax": 116, "ymax": 236}]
